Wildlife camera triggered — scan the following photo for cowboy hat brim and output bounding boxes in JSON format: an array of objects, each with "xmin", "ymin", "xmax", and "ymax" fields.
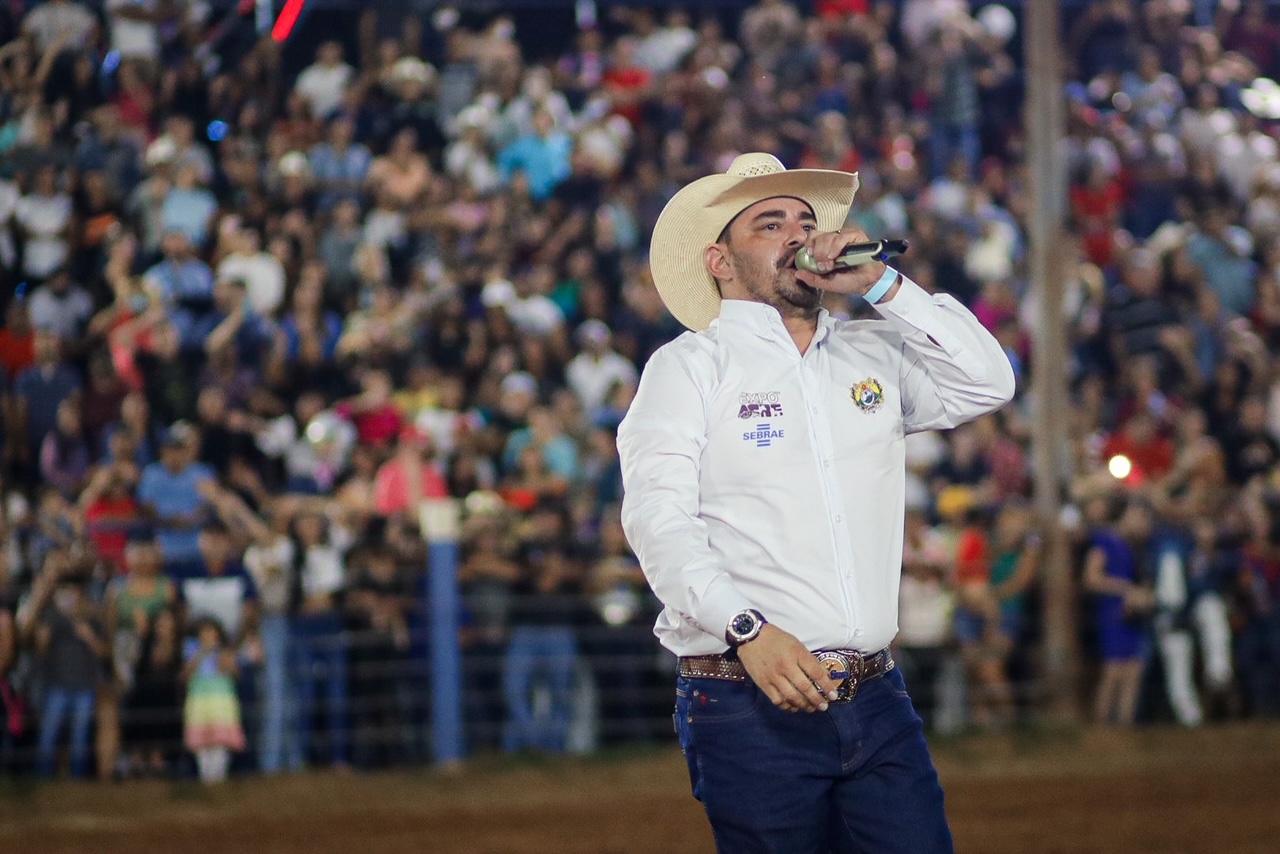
[{"xmin": 650, "ymin": 153, "xmax": 859, "ymax": 332}]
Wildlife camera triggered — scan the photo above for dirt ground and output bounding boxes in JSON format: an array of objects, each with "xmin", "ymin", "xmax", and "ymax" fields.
[{"xmin": 2, "ymin": 723, "xmax": 1279, "ymax": 854}]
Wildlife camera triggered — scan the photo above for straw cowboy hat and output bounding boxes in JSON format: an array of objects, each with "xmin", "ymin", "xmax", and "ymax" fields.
[{"xmin": 649, "ymin": 152, "xmax": 859, "ymax": 331}]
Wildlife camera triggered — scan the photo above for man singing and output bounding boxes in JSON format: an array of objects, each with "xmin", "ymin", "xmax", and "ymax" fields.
[{"xmin": 617, "ymin": 153, "xmax": 1015, "ymax": 853}]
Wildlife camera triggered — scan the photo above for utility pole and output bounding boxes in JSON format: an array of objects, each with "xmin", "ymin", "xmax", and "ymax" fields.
[{"xmin": 1025, "ymin": 0, "xmax": 1079, "ymax": 722}]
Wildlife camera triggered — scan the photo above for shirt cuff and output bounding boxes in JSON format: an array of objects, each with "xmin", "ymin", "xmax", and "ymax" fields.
[
  {"xmin": 869, "ymin": 272, "xmax": 930, "ymax": 319},
  {"xmin": 693, "ymin": 574, "xmax": 757, "ymax": 646}
]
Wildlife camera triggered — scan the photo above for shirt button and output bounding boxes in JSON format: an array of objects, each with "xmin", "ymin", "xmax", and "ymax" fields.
[
  {"xmin": 824, "ymin": 460, "xmax": 832, "ymax": 468},
  {"xmin": 834, "ymin": 515, "xmax": 843, "ymax": 523}
]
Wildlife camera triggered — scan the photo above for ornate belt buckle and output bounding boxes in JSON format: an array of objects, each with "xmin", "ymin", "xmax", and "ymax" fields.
[{"xmin": 816, "ymin": 651, "xmax": 861, "ymax": 702}]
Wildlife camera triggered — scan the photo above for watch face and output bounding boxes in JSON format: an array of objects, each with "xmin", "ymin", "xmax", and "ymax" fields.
[{"xmin": 731, "ymin": 612, "xmax": 758, "ymax": 639}]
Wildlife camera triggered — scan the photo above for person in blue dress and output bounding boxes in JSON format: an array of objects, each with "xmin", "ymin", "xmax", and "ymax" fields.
[{"xmin": 1083, "ymin": 495, "xmax": 1157, "ymax": 726}]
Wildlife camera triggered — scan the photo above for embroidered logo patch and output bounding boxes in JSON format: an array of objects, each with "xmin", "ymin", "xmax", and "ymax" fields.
[
  {"xmin": 851, "ymin": 378, "xmax": 884, "ymax": 413},
  {"xmin": 743, "ymin": 422, "xmax": 784, "ymax": 448},
  {"xmin": 738, "ymin": 391, "xmax": 784, "ymax": 420}
]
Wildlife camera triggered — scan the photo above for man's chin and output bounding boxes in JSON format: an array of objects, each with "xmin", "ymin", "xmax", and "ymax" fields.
[{"xmin": 783, "ymin": 286, "xmax": 822, "ymax": 312}]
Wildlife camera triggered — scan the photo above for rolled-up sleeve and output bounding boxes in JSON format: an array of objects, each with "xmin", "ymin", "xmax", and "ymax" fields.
[
  {"xmin": 875, "ymin": 276, "xmax": 1016, "ymax": 433},
  {"xmin": 617, "ymin": 343, "xmax": 754, "ymax": 642}
]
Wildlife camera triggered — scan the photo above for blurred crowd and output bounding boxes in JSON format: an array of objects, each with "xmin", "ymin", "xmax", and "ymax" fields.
[{"xmin": 1, "ymin": 0, "xmax": 1280, "ymax": 781}]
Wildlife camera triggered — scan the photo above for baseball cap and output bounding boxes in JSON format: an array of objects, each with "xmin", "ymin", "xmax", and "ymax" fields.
[
  {"xmin": 162, "ymin": 421, "xmax": 197, "ymax": 447},
  {"xmin": 576, "ymin": 319, "xmax": 611, "ymax": 347},
  {"xmin": 481, "ymin": 278, "xmax": 517, "ymax": 308},
  {"xmin": 499, "ymin": 371, "xmax": 537, "ymax": 397}
]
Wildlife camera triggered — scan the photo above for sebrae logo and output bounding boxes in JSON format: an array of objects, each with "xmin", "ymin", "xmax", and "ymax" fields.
[
  {"xmin": 743, "ymin": 422, "xmax": 784, "ymax": 448},
  {"xmin": 851, "ymin": 378, "xmax": 885, "ymax": 414}
]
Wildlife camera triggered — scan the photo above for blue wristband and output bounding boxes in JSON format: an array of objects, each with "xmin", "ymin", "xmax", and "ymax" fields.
[{"xmin": 864, "ymin": 265, "xmax": 900, "ymax": 305}]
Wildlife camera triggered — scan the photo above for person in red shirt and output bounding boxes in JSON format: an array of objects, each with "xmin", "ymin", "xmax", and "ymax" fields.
[
  {"xmin": 79, "ymin": 463, "xmax": 141, "ymax": 575},
  {"xmin": 602, "ymin": 37, "xmax": 653, "ymax": 127},
  {"xmin": 1069, "ymin": 159, "xmax": 1125, "ymax": 268},
  {"xmin": 372, "ymin": 426, "xmax": 449, "ymax": 521},
  {"xmin": 0, "ymin": 298, "xmax": 36, "ymax": 379},
  {"xmin": 815, "ymin": 0, "xmax": 869, "ymax": 19},
  {"xmin": 336, "ymin": 367, "xmax": 404, "ymax": 450},
  {"xmin": 1102, "ymin": 411, "xmax": 1176, "ymax": 483}
]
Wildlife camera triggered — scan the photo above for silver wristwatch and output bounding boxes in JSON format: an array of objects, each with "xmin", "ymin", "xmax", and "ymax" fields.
[{"xmin": 725, "ymin": 609, "xmax": 768, "ymax": 648}]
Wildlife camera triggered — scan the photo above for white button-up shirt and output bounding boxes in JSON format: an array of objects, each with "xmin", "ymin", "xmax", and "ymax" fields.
[{"xmin": 617, "ymin": 278, "xmax": 1016, "ymax": 657}]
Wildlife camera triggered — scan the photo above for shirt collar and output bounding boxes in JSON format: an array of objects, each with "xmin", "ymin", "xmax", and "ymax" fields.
[{"xmin": 712, "ymin": 299, "xmax": 836, "ymax": 347}]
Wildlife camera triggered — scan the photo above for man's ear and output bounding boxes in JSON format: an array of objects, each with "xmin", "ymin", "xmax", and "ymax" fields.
[{"xmin": 705, "ymin": 243, "xmax": 731, "ymax": 286}]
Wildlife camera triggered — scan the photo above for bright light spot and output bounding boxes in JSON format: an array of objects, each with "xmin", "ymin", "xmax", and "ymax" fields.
[{"xmin": 1108, "ymin": 455, "xmax": 1133, "ymax": 480}]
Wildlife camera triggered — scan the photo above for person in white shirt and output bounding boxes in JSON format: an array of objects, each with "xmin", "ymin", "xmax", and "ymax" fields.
[
  {"xmin": 565, "ymin": 320, "xmax": 638, "ymax": 417},
  {"xmin": 21, "ymin": 0, "xmax": 97, "ymax": 52},
  {"xmin": 27, "ymin": 268, "xmax": 93, "ymax": 340},
  {"xmin": 617, "ymin": 153, "xmax": 1014, "ymax": 853},
  {"xmin": 294, "ymin": 41, "xmax": 354, "ymax": 122},
  {"xmin": 105, "ymin": 0, "xmax": 162, "ymax": 62},
  {"xmin": 215, "ymin": 225, "xmax": 285, "ymax": 318}
]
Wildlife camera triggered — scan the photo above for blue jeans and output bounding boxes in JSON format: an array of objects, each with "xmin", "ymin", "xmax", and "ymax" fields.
[
  {"xmin": 291, "ymin": 611, "xmax": 349, "ymax": 765},
  {"xmin": 37, "ymin": 686, "xmax": 95, "ymax": 778},
  {"xmin": 502, "ymin": 626, "xmax": 578, "ymax": 753},
  {"xmin": 675, "ymin": 667, "xmax": 953, "ymax": 854},
  {"xmin": 258, "ymin": 613, "xmax": 300, "ymax": 772}
]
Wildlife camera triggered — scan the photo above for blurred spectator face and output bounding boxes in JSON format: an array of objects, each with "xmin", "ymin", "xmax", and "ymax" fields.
[
  {"xmin": 517, "ymin": 443, "xmax": 545, "ymax": 476},
  {"xmin": 523, "ymin": 67, "xmax": 553, "ymax": 101},
  {"xmin": 160, "ymin": 439, "xmax": 186, "ymax": 472},
  {"xmin": 1199, "ymin": 205, "xmax": 1229, "ymax": 236},
  {"xmin": 1123, "ymin": 411, "xmax": 1157, "ymax": 444},
  {"xmin": 295, "ymin": 391, "xmax": 326, "ymax": 426},
  {"xmin": 1176, "ymin": 407, "xmax": 1207, "ymax": 443},
  {"xmin": 214, "ymin": 278, "xmax": 246, "ymax": 313},
  {"xmin": 1193, "ymin": 518, "xmax": 1217, "ymax": 550},
  {"xmin": 1119, "ymin": 501, "xmax": 1153, "ymax": 541},
  {"xmin": 397, "ymin": 426, "xmax": 434, "ymax": 458},
  {"xmin": 391, "ymin": 128, "xmax": 418, "ymax": 156},
  {"xmin": 121, "ymin": 391, "xmax": 149, "ymax": 425},
  {"xmin": 33, "ymin": 329, "xmax": 61, "ymax": 364},
  {"xmin": 126, "ymin": 540, "xmax": 163, "ymax": 577},
  {"xmin": 533, "ymin": 108, "xmax": 556, "ymax": 137},
  {"xmin": 361, "ymin": 368, "xmax": 393, "ymax": 403},
  {"xmin": 499, "ymin": 375, "xmax": 537, "ymax": 421},
  {"xmin": 295, "ymin": 512, "xmax": 326, "ymax": 546},
  {"xmin": 1194, "ymin": 82, "xmax": 1219, "ymax": 111},
  {"xmin": 528, "ymin": 407, "xmax": 563, "ymax": 442},
  {"xmin": 329, "ymin": 118, "xmax": 355, "ymax": 147},
  {"xmin": 1120, "ymin": 249, "xmax": 1161, "ymax": 296},
  {"xmin": 197, "ymin": 387, "xmax": 228, "ymax": 424},
  {"xmin": 173, "ymin": 163, "xmax": 201, "ymax": 190},
  {"xmin": 318, "ymin": 41, "xmax": 344, "ymax": 67},
  {"xmin": 168, "ymin": 116, "xmax": 194, "ymax": 147},
  {"xmin": 33, "ymin": 165, "xmax": 58, "ymax": 196},
  {"xmin": 198, "ymin": 526, "xmax": 233, "ymax": 569},
  {"xmin": 55, "ymin": 399, "xmax": 81, "ymax": 436},
  {"xmin": 333, "ymin": 198, "xmax": 360, "ymax": 228},
  {"xmin": 292, "ymin": 278, "xmax": 322, "ymax": 313},
  {"xmin": 162, "ymin": 230, "xmax": 193, "ymax": 260},
  {"xmin": 438, "ymin": 374, "xmax": 466, "ymax": 410},
  {"xmin": 108, "ymin": 430, "xmax": 138, "ymax": 468},
  {"xmin": 994, "ymin": 502, "xmax": 1031, "ymax": 549},
  {"xmin": 1239, "ymin": 396, "xmax": 1267, "ymax": 433}
]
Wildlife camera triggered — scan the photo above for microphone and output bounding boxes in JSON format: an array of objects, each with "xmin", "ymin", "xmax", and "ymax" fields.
[{"xmin": 794, "ymin": 238, "xmax": 910, "ymax": 273}]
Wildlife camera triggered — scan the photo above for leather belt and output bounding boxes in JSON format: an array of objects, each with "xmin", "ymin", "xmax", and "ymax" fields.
[{"xmin": 678, "ymin": 647, "xmax": 894, "ymax": 703}]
